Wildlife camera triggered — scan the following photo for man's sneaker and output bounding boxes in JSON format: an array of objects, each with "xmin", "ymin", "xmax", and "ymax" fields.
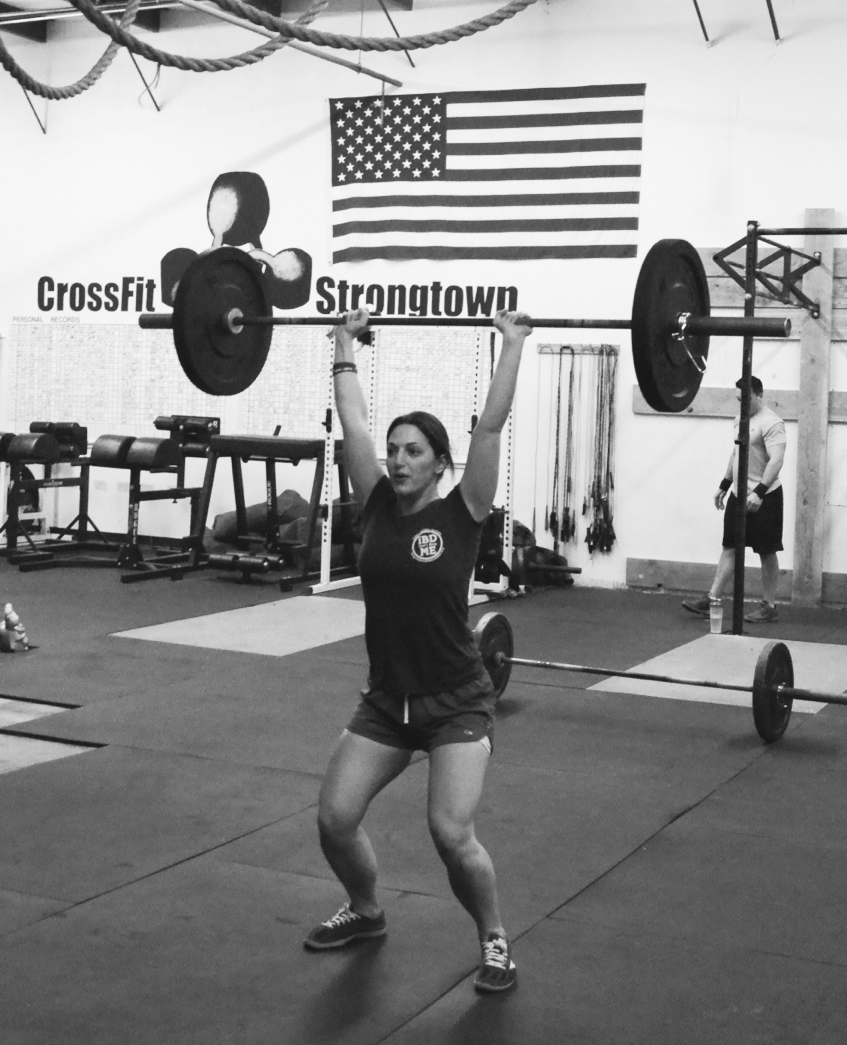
[
  {"xmin": 473, "ymin": 933, "xmax": 517, "ymax": 993},
  {"xmin": 744, "ymin": 600, "xmax": 779, "ymax": 623},
  {"xmin": 682, "ymin": 595, "xmax": 711, "ymax": 617},
  {"xmin": 303, "ymin": 903, "xmax": 387, "ymax": 950}
]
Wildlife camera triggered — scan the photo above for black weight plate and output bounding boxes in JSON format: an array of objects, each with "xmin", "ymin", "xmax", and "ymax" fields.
[
  {"xmin": 473, "ymin": 611, "xmax": 513, "ymax": 699},
  {"xmin": 631, "ymin": 239, "xmax": 710, "ymax": 413},
  {"xmin": 752, "ymin": 640, "xmax": 794, "ymax": 743},
  {"xmin": 172, "ymin": 247, "xmax": 272, "ymax": 396}
]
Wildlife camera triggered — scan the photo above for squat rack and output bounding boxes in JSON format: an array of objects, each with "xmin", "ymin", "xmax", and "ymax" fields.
[{"xmin": 714, "ymin": 217, "xmax": 846, "ymax": 633}]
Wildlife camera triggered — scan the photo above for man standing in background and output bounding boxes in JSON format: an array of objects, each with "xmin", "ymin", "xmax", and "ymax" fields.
[{"xmin": 683, "ymin": 376, "xmax": 787, "ymax": 623}]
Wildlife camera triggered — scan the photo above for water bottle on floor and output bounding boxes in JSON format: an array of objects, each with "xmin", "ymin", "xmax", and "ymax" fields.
[{"xmin": 709, "ymin": 597, "xmax": 723, "ymax": 635}]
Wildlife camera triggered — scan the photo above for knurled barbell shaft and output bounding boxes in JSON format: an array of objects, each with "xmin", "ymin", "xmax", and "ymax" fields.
[
  {"xmin": 501, "ymin": 653, "xmax": 752, "ymax": 693},
  {"xmin": 503, "ymin": 654, "xmax": 847, "ymax": 708},
  {"xmin": 139, "ymin": 312, "xmax": 790, "ymax": 337},
  {"xmin": 244, "ymin": 316, "xmax": 632, "ymax": 330}
]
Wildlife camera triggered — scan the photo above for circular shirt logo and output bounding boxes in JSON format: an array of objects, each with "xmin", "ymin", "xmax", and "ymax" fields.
[{"xmin": 411, "ymin": 528, "xmax": 444, "ymax": 562}]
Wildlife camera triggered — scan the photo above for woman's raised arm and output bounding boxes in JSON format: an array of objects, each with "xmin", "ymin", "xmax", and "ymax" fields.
[
  {"xmin": 333, "ymin": 309, "xmax": 384, "ymax": 508},
  {"xmin": 459, "ymin": 310, "xmax": 532, "ymax": 522}
]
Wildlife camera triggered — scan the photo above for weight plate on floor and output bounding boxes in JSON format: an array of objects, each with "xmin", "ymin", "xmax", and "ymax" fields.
[
  {"xmin": 172, "ymin": 247, "xmax": 272, "ymax": 397},
  {"xmin": 631, "ymin": 238, "xmax": 710, "ymax": 413},
  {"xmin": 752, "ymin": 640, "xmax": 794, "ymax": 743},
  {"xmin": 473, "ymin": 611, "xmax": 513, "ymax": 699}
]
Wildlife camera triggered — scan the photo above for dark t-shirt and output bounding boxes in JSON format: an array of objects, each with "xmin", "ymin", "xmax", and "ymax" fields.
[{"xmin": 357, "ymin": 476, "xmax": 486, "ymax": 694}]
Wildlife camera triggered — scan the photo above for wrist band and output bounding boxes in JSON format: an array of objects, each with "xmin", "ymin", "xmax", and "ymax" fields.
[
  {"xmin": 753, "ymin": 483, "xmax": 769, "ymax": 499},
  {"xmin": 719, "ymin": 478, "xmax": 731, "ymax": 492},
  {"xmin": 332, "ymin": 362, "xmax": 358, "ymax": 375}
]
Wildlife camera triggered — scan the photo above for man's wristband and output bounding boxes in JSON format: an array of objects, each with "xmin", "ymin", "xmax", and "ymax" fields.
[
  {"xmin": 719, "ymin": 478, "xmax": 732, "ymax": 492},
  {"xmin": 332, "ymin": 362, "xmax": 358, "ymax": 375},
  {"xmin": 753, "ymin": 483, "xmax": 769, "ymax": 499}
]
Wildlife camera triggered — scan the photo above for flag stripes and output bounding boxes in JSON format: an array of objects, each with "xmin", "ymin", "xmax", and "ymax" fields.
[{"xmin": 329, "ymin": 84, "xmax": 645, "ymax": 263}]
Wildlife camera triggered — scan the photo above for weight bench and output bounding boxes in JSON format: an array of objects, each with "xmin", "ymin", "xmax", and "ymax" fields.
[
  {"xmin": 121, "ymin": 434, "xmax": 356, "ymax": 587},
  {"xmin": 153, "ymin": 414, "xmax": 221, "ymax": 484},
  {"xmin": 0, "ymin": 422, "xmax": 115, "ymax": 563},
  {"xmin": 15, "ymin": 434, "xmax": 202, "ymax": 573}
]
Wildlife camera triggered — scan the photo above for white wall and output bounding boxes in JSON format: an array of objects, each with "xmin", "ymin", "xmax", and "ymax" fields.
[{"xmin": 2, "ymin": 0, "xmax": 846, "ymax": 576}]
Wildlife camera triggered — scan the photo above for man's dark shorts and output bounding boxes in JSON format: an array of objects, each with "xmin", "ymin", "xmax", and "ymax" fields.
[
  {"xmin": 346, "ymin": 670, "xmax": 496, "ymax": 754},
  {"xmin": 723, "ymin": 487, "xmax": 784, "ymax": 555}
]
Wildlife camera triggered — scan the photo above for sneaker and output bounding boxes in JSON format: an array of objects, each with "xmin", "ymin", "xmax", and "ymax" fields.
[
  {"xmin": 303, "ymin": 903, "xmax": 387, "ymax": 951},
  {"xmin": 682, "ymin": 595, "xmax": 710, "ymax": 617},
  {"xmin": 744, "ymin": 600, "xmax": 779, "ymax": 623},
  {"xmin": 473, "ymin": 932, "xmax": 517, "ymax": 993}
]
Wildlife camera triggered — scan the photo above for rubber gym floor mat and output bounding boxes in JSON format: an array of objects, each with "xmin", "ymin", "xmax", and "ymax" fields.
[
  {"xmin": 651, "ymin": 705, "xmax": 847, "ymax": 848},
  {"xmin": 588, "ymin": 633, "xmax": 839, "ymax": 712},
  {"xmin": 554, "ymin": 814, "xmax": 847, "ymax": 967},
  {"xmin": 0, "ymin": 745, "xmax": 318, "ymax": 904},
  {"xmin": 213, "ymin": 747, "xmax": 764, "ymax": 937},
  {"xmin": 0, "ymin": 855, "xmax": 483, "ymax": 1045},
  {"xmin": 380, "ymin": 917, "xmax": 847, "ymax": 1045},
  {"xmin": 0, "ymin": 636, "xmax": 285, "ymax": 707},
  {"xmin": 0, "ymin": 885, "xmax": 68, "ymax": 938},
  {"xmin": 16, "ymin": 647, "xmax": 369, "ymax": 775},
  {"xmin": 0, "ymin": 559, "xmax": 289, "ymax": 644},
  {"xmin": 113, "ymin": 595, "xmax": 366, "ymax": 657}
]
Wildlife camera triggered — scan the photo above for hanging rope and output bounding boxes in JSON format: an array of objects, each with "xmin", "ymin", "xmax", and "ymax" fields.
[
  {"xmin": 0, "ymin": 0, "xmax": 329, "ymax": 92},
  {"xmin": 198, "ymin": 0, "xmax": 540, "ymax": 52},
  {"xmin": 0, "ymin": 0, "xmax": 140, "ymax": 100},
  {"xmin": 547, "ymin": 349, "xmax": 564, "ymax": 542},
  {"xmin": 2, "ymin": 0, "xmax": 538, "ymax": 98},
  {"xmin": 584, "ymin": 347, "xmax": 617, "ymax": 554},
  {"xmin": 561, "ymin": 349, "xmax": 576, "ymax": 545},
  {"xmin": 39, "ymin": 0, "xmax": 539, "ymax": 80}
]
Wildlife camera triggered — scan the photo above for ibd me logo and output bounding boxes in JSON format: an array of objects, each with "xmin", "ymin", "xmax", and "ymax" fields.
[{"xmin": 411, "ymin": 529, "xmax": 444, "ymax": 563}]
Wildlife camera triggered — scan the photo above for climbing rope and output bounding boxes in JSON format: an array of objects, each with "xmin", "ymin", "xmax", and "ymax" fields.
[
  {"xmin": 7, "ymin": 0, "xmax": 540, "ymax": 88},
  {"xmin": 0, "ymin": 0, "xmax": 328, "ymax": 93},
  {"xmin": 0, "ymin": 0, "xmax": 140, "ymax": 100},
  {"xmin": 200, "ymin": 0, "xmax": 541, "ymax": 52},
  {"xmin": 64, "ymin": 0, "xmax": 331, "ymax": 71}
]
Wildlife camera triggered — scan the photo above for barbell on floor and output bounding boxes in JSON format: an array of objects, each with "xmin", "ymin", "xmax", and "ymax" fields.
[
  {"xmin": 472, "ymin": 611, "xmax": 847, "ymax": 743},
  {"xmin": 139, "ymin": 240, "xmax": 790, "ymax": 403}
]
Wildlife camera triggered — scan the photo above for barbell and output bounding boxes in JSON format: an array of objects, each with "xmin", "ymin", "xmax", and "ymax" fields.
[
  {"xmin": 472, "ymin": 611, "xmax": 847, "ymax": 743},
  {"xmin": 139, "ymin": 240, "xmax": 791, "ymax": 406}
]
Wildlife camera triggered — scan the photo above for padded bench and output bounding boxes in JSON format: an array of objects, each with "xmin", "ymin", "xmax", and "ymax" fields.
[{"xmin": 0, "ymin": 422, "xmax": 96, "ymax": 557}]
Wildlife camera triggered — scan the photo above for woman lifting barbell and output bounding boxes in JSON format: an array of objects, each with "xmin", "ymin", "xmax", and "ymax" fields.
[{"xmin": 303, "ymin": 306, "xmax": 532, "ymax": 994}]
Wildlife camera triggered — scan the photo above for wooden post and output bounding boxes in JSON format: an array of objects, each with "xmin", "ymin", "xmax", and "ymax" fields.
[{"xmin": 792, "ymin": 208, "xmax": 834, "ymax": 605}]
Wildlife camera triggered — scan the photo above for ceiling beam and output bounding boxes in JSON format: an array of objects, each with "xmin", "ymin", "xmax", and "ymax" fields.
[{"xmin": 0, "ymin": 2, "xmax": 48, "ymax": 39}]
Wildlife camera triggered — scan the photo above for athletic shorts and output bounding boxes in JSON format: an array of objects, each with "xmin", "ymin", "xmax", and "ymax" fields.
[
  {"xmin": 722, "ymin": 487, "xmax": 784, "ymax": 556},
  {"xmin": 346, "ymin": 670, "xmax": 497, "ymax": 754}
]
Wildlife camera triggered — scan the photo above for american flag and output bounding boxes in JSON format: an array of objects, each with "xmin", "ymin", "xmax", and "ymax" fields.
[{"xmin": 329, "ymin": 84, "xmax": 645, "ymax": 264}]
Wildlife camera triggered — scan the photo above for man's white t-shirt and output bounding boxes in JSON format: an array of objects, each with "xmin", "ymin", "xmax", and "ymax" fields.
[{"xmin": 732, "ymin": 406, "xmax": 786, "ymax": 493}]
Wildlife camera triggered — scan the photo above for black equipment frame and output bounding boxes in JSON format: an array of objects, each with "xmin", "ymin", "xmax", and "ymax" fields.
[{"xmin": 714, "ymin": 220, "xmax": 847, "ymax": 633}]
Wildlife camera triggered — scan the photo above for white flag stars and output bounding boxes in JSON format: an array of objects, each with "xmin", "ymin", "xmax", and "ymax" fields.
[{"xmin": 331, "ymin": 93, "xmax": 447, "ymax": 185}]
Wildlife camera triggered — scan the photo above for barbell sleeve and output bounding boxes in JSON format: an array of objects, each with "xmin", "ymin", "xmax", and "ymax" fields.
[
  {"xmin": 139, "ymin": 314, "xmax": 176, "ymax": 329},
  {"xmin": 684, "ymin": 316, "xmax": 791, "ymax": 338},
  {"xmin": 778, "ymin": 685, "xmax": 847, "ymax": 708}
]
